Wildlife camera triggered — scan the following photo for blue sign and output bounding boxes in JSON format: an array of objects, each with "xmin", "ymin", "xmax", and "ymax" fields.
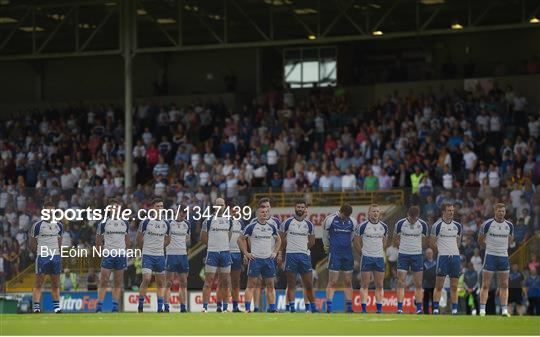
[
  {"xmin": 41, "ymin": 291, "xmax": 113, "ymax": 312},
  {"xmin": 275, "ymin": 290, "xmax": 345, "ymax": 312}
]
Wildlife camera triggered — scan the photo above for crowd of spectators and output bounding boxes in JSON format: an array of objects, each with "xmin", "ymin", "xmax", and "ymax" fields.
[{"xmin": 0, "ymin": 79, "xmax": 539, "ymax": 314}]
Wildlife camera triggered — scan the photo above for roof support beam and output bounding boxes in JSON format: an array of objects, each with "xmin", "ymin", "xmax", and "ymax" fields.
[
  {"xmin": 322, "ymin": 0, "xmax": 354, "ymax": 37},
  {"xmin": 372, "ymin": 0, "xmax": 400, "ymax": 32},
  {"xmin": 79, "ymin": 9, "xmax": 114, "ymax": 51},
  {"xmin": 37, "ymin": 7, "xmax": 75, "ymax": 54},
  {"xmin": 0, "ymin": 9, "xmax": 31, "ymax": 52},
  {"xmin": 472, "ymin": 1, "xmax": 497, "ymax": 26},
  {"xmin": 420, "ymin": 4, "xmax": 444, "ymax": 31},
  {"xmin": 137, "ymin": 0, "xmax": 178, "ymax": 47},
  {"xmin": 231, "ymin": 0, "xmax": 269, "ymax": 41}
]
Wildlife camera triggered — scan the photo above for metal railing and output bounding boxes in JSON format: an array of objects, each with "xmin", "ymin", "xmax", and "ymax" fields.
[
  {"xmin": 509, "ymin": 234, "xmax": 540, "ymax": 270},
  {"xmin": 251, "ymin": 190, "xmax": 405, "ymax": 207}
]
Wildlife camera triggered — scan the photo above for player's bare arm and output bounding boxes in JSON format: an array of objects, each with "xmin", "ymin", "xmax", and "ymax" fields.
[
  {"xmin": 237, "ymin": 234, "xmax": 253, "ymax": 260},
  {"xmin": 353, "ymin": 236, "xmax": 362, "ymax": 253},
  {"xmin": 29, "ymin": 236, "xmax": 37, "ymax": 252},
  {"xmin": 136, "ymin": 232, "xmax": 143, "ymax": 250},
  {"xmin": 96, "ymin": 233, "xmax": 104, "ymax": 248},
  {"xmin": 271, "ymin": 233, "xmax": 282, "ymax": 259},
  {"xmin": 307, "ymin": 234, "xmax": 315, "ymax": 249},
  {"xmin": 200, "ymin": 230, "xmax": 208, "ymax": 245},
  {"xmin": 394, "ymin": 233, "xmax": 401, "ymax": 247},
  {"xmin": 124, "ymin": 233, "xmax": 131, "ymax": 248},
  {"xmin": 478, "ymin": 233, "xmax": 486, "ymax": 248}
]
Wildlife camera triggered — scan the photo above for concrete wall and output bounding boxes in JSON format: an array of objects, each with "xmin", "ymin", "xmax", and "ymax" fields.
[
  {"xmin": 0, "ymin": 28, "xmax": 537, "ymax": 110},
  {"xmin": 0, "ymin": 48, "xmax": 259, "ymax": 104},
  {"xmin": 346, "ymin": 74, "xmax": 540, "ymax": 111}
]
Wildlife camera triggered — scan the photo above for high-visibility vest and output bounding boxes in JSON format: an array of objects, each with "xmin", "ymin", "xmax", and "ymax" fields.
[{"xmin": 410, "ymin": 173, "xmax": 424, "ymax": 194}]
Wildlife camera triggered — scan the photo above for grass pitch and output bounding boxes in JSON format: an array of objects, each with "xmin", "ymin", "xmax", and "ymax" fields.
[{"xmin": 1, "ymin": 313, "xmax": 539, "ymax": 335}]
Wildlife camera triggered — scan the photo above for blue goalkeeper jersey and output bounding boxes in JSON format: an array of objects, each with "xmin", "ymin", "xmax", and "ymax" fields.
[{"xmin": 323, "ymin": 213, "xmax": 356, "ymax": 254}]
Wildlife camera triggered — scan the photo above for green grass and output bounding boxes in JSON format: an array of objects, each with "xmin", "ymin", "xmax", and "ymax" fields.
[{"xmin": 1, "ymin": 313, "xmax": 539, "ymax": 335}]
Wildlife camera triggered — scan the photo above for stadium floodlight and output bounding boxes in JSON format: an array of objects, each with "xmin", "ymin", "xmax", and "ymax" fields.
[
  {"xmin": 157, "ymin": 18, "xmax": 176, "ymax": 24},
  {"xmin": 0, "ymin": 16, "xmax": 17, "ymax": 23},
  {"xmin": 19, "ymin": 26, "xmax": 44, "ymax": 32},
  {"xmin": 451, "ymin": 23, "xmax": 464, "ymax": 30},
  {"xmin": 307, "ymin": 35, "xmax": 317, "ymax": 40},
  {"xmin": 372, "ymin": 30, "xmax": 383, "ymax": 36},
  {"xmin": 294, "ymin": 8, "xmax": 317, "ymax": 15},
  {"xmin": 530, "ymin": 17, "xmax": 540, "ymax": 24},
  {"xmin": 421, "ymin": 0, "xmax": 444, "ymax": 4}
]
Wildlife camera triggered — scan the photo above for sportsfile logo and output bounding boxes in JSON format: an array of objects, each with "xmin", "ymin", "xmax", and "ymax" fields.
[{"xmin": 40, "ymin": 205, "xmax": 253, "ymax": 222}]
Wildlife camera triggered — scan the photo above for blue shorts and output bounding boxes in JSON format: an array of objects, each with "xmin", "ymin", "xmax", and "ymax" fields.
[
  {"xmin": 142, "ymin": 255, "xmax": 166, "ymax": 273},
  {"xmin": 436, "ymin": 255, "xmax": 461, "ymax": 278},
  {"xmin": 36, "ymin": 255, "xmax": 61, "ymax": 275},
  {"xmin": 166, "ymin": 255, "xmax": 189, "ymax": 273},
  {"xmin": 248, "ymin": 258, "xmax": 276, "ymax": 278},
  {"xmin": 230, "ymin": 252, "xmax": 243, "ymax": 271},
  {"xmin": 397, "ymin": 253, "xmax": 423, "ymax": 272},
  {"xmin": 101, "ymin": 256, "xmax": 127, "ymax": 271},
  {"xmin": 328, "ymin": 252, "xmax": 354, "ymax": 272},
  {"xmin": 361, "ymin": 256, "xmax": 385, "ymax": 272},
  {"xmin": 285, "ymin": 253, "xmax": 312, "ymax": 275},
  {"xmin": 483, "ymin": 254, "xmax": 509, "ymax": 272},
  {"xmin": 205, "ymin": 251, "xmax": 231, "ymax": 268}
]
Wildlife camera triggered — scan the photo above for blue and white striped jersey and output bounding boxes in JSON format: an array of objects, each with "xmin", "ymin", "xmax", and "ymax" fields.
[
  {"xmin": 167, "ymin": 219, "xmax": 190, "ymax": 255},
  {"xmin": 97, "ymin": 219, "xmax": 129, "ymax": 251},
  {"xmin": 229, "ymin": 219, "xmax": 244, "ymax": 253},
  {"xmin": 356, "ymin": 220, "xmax": 388, "ymax": 257},
  {"xmin": 281, "ymin": 217, "xmax": 314, "ymax": 255},
  {"xmin": 394, "ymin": 218, "xmax": 429, "ymax": 255},
  {"xmin": 431, "ymin": 219, "xmax": 462, "ymax": 256},
  {"xmin": 31, "ymin": 220, "xmax": 63, "ymax": 256},
  {"xmin": 138, "ymin": 219, "xmax": 171, "ymax": 256},
  {"xmin": 481, "ymin": 218, "xmax": 514, "ymax": 257},
  {"xmin": 202, "ymin": 216, "xmax": 232, "ymax": 252},
  {"xmin": 242, "ymin": 220, "xmax": 278, "ymax": 259}
]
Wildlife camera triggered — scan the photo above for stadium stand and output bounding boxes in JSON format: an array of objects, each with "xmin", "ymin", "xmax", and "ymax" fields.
[{"xmin": 1, "ymin": 79, "xmax": 539, "ymax": 307}]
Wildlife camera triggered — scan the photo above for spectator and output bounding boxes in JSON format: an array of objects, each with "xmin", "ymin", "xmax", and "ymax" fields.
[
  {"xmin": 341, "ymin": 168, "xmax": 357, "ymax": 191},
  {"xmin": 508, "ymin": 264, "xmax": 525, "ymax": 316},
  {"xmin": 461, "ymin": 262, "xmax": 479, "ymax": 315},
  {"xmin": 524, "ymin": 267, "xmax": 540, "ymax": 315},
  {"xmin": 385, "ymin": 242, "xmax": 398, "ymax": 272},
  {"xmin": 363, "ymin": 169, "xmax": 378, "ymax": 191},
  {"xmin": 528, "ymin": 254, "xmax": 540, "ymax": 272},
  {"xmin": 423, "ymin": 248, "xmax": 437, "ymax": 314},
  {"xmin": 86, "ymin": 268, "xmax": 98, "ymax": 291},
  {"xmin": 60, "ymin": 268, "xmax": 79, "ymax": 291},
  {"xmin": 470, "ymin": 248, "xmax": 483, "ymax": 273}
]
